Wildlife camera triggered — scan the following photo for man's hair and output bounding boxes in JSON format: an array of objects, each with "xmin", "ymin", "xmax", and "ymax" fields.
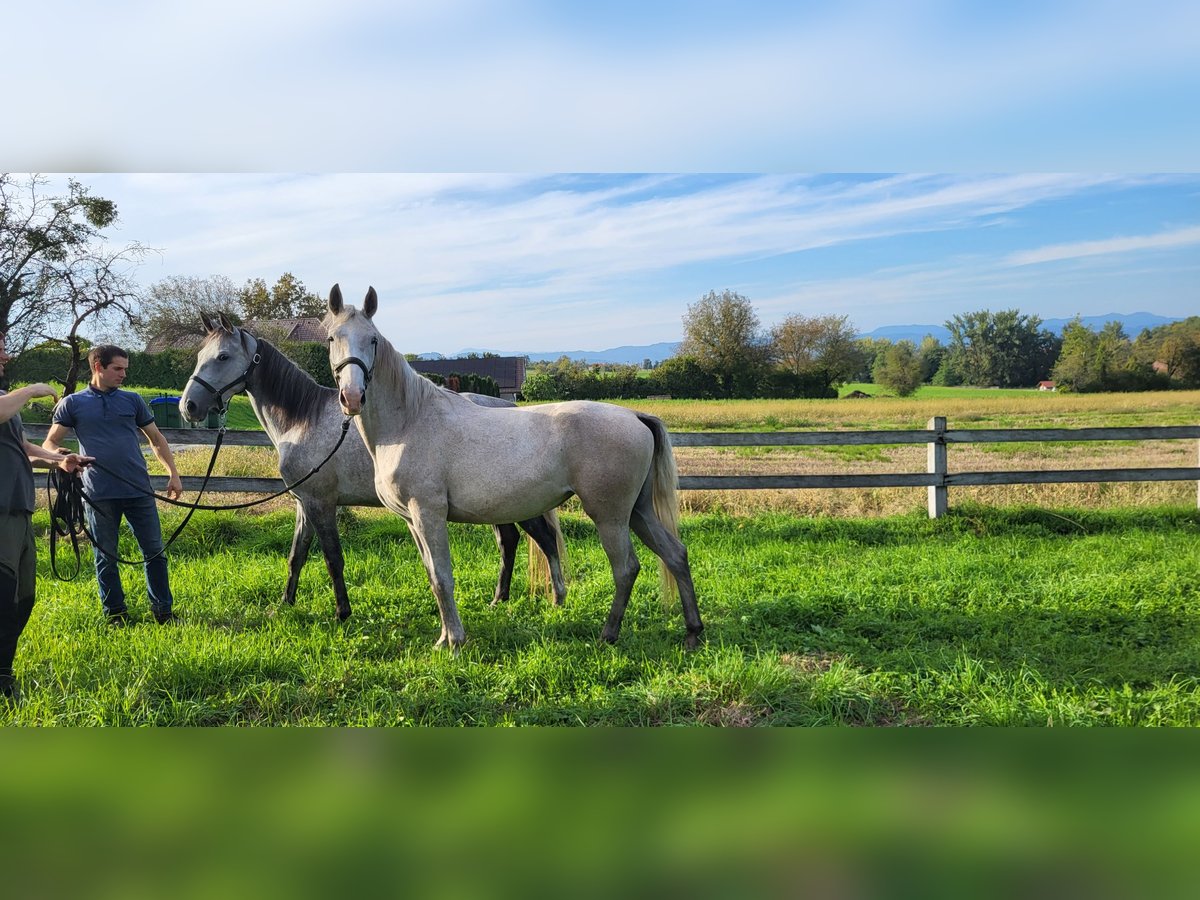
[{"xmin": 88, "ymin": 345, "xmax": 129, "ymax": 370}]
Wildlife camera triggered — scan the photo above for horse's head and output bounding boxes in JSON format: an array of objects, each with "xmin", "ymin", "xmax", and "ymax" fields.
[
  {"xmin": 325, "ymin": 283, "xmax": 379, "ymax": 416},
  {"xmin": 181, "ymin": 312, "xmax": 260, "ymax": 423}
]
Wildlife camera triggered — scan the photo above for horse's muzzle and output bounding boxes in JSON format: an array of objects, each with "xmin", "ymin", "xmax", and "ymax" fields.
[{"xmin": 339, "ymin": 386, "xmax": 364, "ymax": 416}]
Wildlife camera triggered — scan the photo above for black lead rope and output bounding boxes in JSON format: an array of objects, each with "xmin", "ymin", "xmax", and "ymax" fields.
[
  {"xmin": 48, "ymin": 426, "xmax": 229, "ymax": 579},
  {"xmin": 47, "ymin": 417, "xmax": 353, "ymax": 579}
]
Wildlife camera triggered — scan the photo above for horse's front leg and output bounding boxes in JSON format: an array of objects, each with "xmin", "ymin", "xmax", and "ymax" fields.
[
  {"xmin": 407, "ymin": 506, "xmax": 465, "ymax": 652},
  {"xmin": 283, "ymin": 500, "xmax": 315, "ymax": 606}
]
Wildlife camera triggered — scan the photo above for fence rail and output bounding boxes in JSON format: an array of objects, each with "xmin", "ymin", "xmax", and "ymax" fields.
[{"xmin": 23, "ymin": 420, "xmax": 1200, "ymax": 518}]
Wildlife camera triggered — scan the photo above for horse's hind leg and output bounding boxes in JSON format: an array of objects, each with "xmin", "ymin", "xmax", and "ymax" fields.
[
  {"xmin": 518, "ymin": 514, "xmax": 567, "ymax": 605},
  {"xmin": 593, "ymin": 520, "xmax": 640, "ymax": 645},
  {"xmin": 631, "ymin": 496, "xmax": 704, "ymax": 649},
  {"xmin": 283, "ymin": 500, "xmax": 315, "ymax": 607},
  {"xmin": 491, "ymin": 524, "xmax": 518, "ymax": 605},
  {"xmin": 311, "ymin": 503, "xmax": 352, "ymax": 621}
]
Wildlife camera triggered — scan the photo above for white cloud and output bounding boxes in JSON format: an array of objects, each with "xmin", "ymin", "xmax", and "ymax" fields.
[{"xmin": 1005, "ymin": 225, "xmax": 1200, "ymax": 267}]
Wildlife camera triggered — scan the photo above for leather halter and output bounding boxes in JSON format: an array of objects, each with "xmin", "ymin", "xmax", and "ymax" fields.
[
  {"xmin": 187, "ymin": 351, "xmax": 262, "ymax": 414},
  {"xmin": 332, "ymin": 336, "xmax": 378, "ymax": 402}
]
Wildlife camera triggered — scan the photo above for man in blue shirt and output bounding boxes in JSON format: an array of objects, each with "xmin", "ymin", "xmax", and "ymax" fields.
[{"xmin": 44, "ymin": 345, "xmax": 184, "ymax": 626}]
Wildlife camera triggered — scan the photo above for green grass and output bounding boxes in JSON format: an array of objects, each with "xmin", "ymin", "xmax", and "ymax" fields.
[
  {"xmin": 7, "ymin": 504, "xmax": 1199, "ymax": 725},
  {"xmin": 839, "ymin": 382, "xmax": 1050, "ymax": 400}
]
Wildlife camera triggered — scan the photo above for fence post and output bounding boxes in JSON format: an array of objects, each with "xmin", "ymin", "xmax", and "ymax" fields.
[{"xmin": 928, "ymin": 416, "xmax": 948, "ymax": 518}]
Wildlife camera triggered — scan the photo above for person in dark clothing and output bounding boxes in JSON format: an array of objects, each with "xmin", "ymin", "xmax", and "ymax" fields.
[
  {"xmin": 43, "ymin": 345, "xmax": 183, "ymax": 626},
  {"xmin": 0, "ymin": 331, "xmax": 92, "ymax": 702}
]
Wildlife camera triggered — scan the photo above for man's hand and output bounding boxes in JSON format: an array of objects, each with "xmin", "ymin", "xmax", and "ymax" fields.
[
  {"xmin": 22, "ymin": 383, "xmax": 59, "ymax": 404},
  {"xmin": 57, "ymin": 453, "xmax": 93, "ymax": 474},
  {"xmin": 166, "ymin": 473, "xmax": 183, "ymax": 501}
]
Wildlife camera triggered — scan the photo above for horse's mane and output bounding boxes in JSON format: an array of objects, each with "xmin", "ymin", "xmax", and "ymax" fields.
[
  {"xmin": 368, "ymin": 329, "xmax": 441, "ymax": 423},
  {"xmin": 235, "ymin": 333, "xmax": 336, "ymax": 430}
]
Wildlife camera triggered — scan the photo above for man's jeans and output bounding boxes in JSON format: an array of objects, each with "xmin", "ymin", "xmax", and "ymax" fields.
[{"xmin": 86, "ymin": 495, "xmax": 174, "ymax": 617}]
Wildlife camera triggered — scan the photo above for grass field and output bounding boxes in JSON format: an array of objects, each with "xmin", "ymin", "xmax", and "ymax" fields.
[
  {"xmin": 6, "ymin": 385, "xmax": 1197, "ymax": 726},
  {"xmin": 4, "ymin": 502, "xmax": 1198, "ymax": 726}
]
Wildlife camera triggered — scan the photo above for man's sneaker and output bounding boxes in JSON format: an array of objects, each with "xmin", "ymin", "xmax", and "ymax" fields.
[
  {"xmin": 153, "ymin": 609, "xmax": 178, "ymax": 625},
  {"xmin": 106, "ymin": 610, "xmax": 130, "ymax": 627}
]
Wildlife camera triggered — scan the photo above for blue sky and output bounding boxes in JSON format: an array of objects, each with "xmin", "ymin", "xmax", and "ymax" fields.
[
  {"xmin": 9, "ymin": 3, "xmax": 1200, "ymax": 354},
  {"xmin": 60, "ymin": 173, "xmax": 1196, "ymax": 355}
]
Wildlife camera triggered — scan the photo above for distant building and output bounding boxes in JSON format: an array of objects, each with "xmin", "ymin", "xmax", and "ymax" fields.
[
  {"xmin": 1038, "ymin": 380, "xmax": 1057, "ymax": 391},
  {"xmin": 409, "ymin": 357, "xmax": 527, "ymax": 400}
]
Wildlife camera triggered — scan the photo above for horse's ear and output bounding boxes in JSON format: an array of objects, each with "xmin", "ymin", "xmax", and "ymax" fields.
[
  {"xmin": 200, "ymin": 311, "xmax": 215, "ymax": 333},
  {"xmin": 218, "ymin": 312, "xmax": 235, "ymax": 334},
  {"xmin": 329, "ymin": 283, "xmax": 343, "ymax": 315},
  {"xmin": 364, "ymin": 286, "xmax": 378, "ymax": 319}
]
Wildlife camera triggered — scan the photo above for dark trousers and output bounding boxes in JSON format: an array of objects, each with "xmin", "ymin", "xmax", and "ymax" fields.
[{"xmin": 85, "ymin": 495, "xmax": 174, "ymax": 617}]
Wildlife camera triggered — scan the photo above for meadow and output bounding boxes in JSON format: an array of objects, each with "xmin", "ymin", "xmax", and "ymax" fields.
[
  {"xmin": 6, "ymin": 503, "xmax": 1198, "ymax": 726},
  {"xmin": 5, "ymin": 385, "xmax": 1197, "ymax": 726}
]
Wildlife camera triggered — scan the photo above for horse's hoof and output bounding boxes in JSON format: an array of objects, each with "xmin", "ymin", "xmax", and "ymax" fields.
[
  {"xmin": 684, "ymin": 631, "xmax": 703, "ymax": 650},
  {"xmin": 599, "ymin": 629, "xmax": 619, "ymax": 645},
  {"xmin": 336, "ymin": 608, "xmax": 352, "ymax": 622}
]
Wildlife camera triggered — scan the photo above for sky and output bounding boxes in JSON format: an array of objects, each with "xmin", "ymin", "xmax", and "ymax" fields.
[{"xmin": 7, "ymin": 2, "xmax": 1200, "ymax": 355}]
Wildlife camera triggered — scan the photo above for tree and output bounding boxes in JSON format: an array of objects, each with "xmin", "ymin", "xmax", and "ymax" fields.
[
  {"xmin": 853, "ymin": 337, "xmax": 889, "ymax": 382},
  {"xmin": 1053, "ymin": 318, "xmax": 1150, "ymax": 392},
  {"xmin": 37, "ymin": 242, "xmax": 150, "ymax": 394},
  {"xmin": 872, "ymin": 340, "xmax": 923, "ymax": 396},
  {"xmin": 0, "ymin": 174, "xmax": 120, "ymax": 359},
  {"xmin": 770, "ymin": 313, "xmax": 863, "ymax": 394},
  {"xmin": 917, "ymin": 335, "xmax": 946, "ymax": 384},
  {"xmin": 1132, "ymin": 317, "xmax": 1200, "ymax": 387},
  {"xmin": 646, "ymin": 354, "xmax": 719, "ymax": 399},
  {"xmin": 238, "ymin": 272, "xmax": 323, "ymax": 321},
  {"xmin": 679, "ymin": 289, "xmax": 770, "ymax": 397},
  {"xmin": 943, "ymin": 309, "xmax": 1061, "ymax": 387},
  {"xmin": 133, "ymin": 274, "xmax": 240, "ymax": 349}
]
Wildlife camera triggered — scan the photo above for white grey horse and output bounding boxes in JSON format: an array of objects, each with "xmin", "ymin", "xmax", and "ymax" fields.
[
  {"xmin": 180, "ymin": 313, "xmax": 566, "ymax": 621},
  {"xmin": 324, "ymin": 284, "xmax": 703, "ymax": 651}
]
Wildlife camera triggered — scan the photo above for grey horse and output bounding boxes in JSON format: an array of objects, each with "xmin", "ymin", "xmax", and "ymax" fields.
[
  {"xmin": 324, "ymin": 285, "xmax": 702, "ymax": 651},
  {"xmin": 181, "ymin": 313, "xmax": 566, "ymax": 621}
]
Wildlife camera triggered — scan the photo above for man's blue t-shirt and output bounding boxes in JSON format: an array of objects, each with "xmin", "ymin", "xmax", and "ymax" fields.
[{"xmin": 52, "ymin": 386, "xmax": 155, "ymax": 500}]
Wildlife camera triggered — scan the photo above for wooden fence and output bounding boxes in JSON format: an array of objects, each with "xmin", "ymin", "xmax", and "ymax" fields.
[{"xmin": 23, "ymin": 419, "xmax": 1200, "ymax": 518}]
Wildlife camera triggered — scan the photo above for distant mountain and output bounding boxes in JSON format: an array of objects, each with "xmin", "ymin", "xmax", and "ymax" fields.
[
  {"xmin": 858, "ymin": 312, "xmax": 1183, "ymax": 345},
  {"xmin": 858, "ymin": 324, "xmax": 952, "ymax": 345},
  {"xmin": 1040, "ymin": 312, "xmax": 1183, "ymax": 336},
  {"xmin": 454, "ymin": 341, "xmax": 681, "ymax": 366}
]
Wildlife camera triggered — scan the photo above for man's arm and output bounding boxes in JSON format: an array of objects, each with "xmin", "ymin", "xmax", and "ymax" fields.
[
  {"xmin": 41, "ymin": 422, "xmax": 74, "ymax": 453},
  {"xmin": 140, "ymin": 421, "xmax": 183, "ymax": 500},
  {"xmin": 25, "ymin": 440, "xmax": 92, "ymax": 472},
  {"xmin": 0, "ymin": 383, "xmax": 59, "ymax": 424}
]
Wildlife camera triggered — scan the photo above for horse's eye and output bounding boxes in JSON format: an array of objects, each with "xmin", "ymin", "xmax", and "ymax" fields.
[{"xmin": 218, "ymin": 353, "xmax": 229, "ymax": 361}]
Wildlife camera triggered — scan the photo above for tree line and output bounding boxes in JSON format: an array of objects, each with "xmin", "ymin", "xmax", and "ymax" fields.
[{"xmin": 524, "ymin": 290, "xmax": 1200, "ymax": 401}]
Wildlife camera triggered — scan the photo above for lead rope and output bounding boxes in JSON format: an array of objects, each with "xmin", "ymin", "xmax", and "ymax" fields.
[{"xmin": 47, "ymin": 417, "xmax": 352, "ymax": 578}]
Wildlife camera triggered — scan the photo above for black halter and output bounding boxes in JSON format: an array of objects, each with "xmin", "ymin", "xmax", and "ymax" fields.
[
  {"xmin": 332, "ymin": 336, "xmax": 378, "ymax": 402},
  {"xmin": 187, "ymin": 351, "xmax": 262, "ymax": 414}
]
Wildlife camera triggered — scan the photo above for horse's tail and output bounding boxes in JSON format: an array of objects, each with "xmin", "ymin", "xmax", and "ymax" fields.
[
  {"xmin": 527, "ymin": 506, "xmax": 569, "ymax": 598},
  {"xmin": 638, "ymin": 413, "xmax": 680, "ymax": 609}
]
